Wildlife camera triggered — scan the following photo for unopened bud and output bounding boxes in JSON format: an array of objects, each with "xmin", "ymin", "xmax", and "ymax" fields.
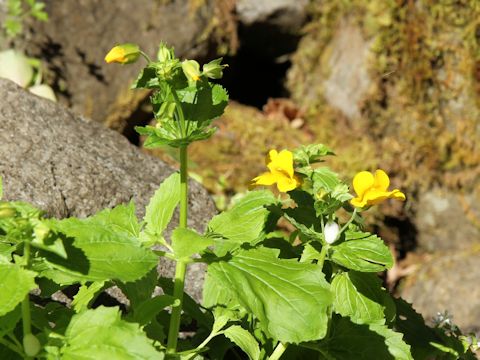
[
  {"xmin": 23, "ymin": 333, "xmax": 41, "ymax": 357},
  {"xmin": 157, "ymin": 43, "xmax": 174, "ymax": 62},
  {"xmin": 105, "ymin": 43, "xmax": 141, "ymax": 64},
  {"xmin": 202, "ymin": 58, "xmax": 227, "ymax": 79},
  {"xmin": 324, "ymin": 221, "xmax": 340, "ymax": 244}
]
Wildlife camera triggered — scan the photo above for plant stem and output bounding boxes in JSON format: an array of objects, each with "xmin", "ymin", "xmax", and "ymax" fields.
[
  {"xmin": 317, "ymin": 244, "xmax": 329, "ymax": 269},
  {"xmin": 166, "ymin": 145, "xmax": 189, "ymax": 355},
  {"xmin": 269, "ymin": 342, "xmax": 288, "ymax": 360},
  {"xmin": 21, "ymin": 240, "xmax": 32, "ymax": 359},
  {"xmin": 338, "ymin": 208, "xmax": 358, "ymax": 238},
  {"xmin": 0, "ymin": 338, "xmax": 23, "ymax": 356}
]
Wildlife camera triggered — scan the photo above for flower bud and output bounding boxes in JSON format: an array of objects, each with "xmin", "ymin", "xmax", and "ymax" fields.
[
  {"xmin": 181, "ymin": 60, "xmax": 201, "ymax": 82},
  {"xmin": 0, "ymin": 202, "xmax": 16, "ymax": 218},
  {"xmin": 324, "ymin": 221, "xmax": 340, "ymax": 244},
  {"xmin": 157, "ymin": 43, "xmax": 174, "ymax": 62},
  {"xmin": 105, "ymin": 43, "xmax": 141, "ymax": 64},
  {"xmin": 23, "ymin": 333, "xmax": 41, "ymax": 357},
  {"xmin": 202, "ymin": 58, "xmax": 227, "ymax": 79}
]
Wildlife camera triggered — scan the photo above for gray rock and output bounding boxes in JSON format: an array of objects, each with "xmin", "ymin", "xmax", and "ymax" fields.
[
  {"xmin": 0, "ymin": 78, "xmax": 216, "ymax": 300},
  {"xmin": 323, "ymin": 21, "xmax": 372, "ymax": 120},
  {"xmin": 8, "ymin": 0, "xmax": 216, "ymax": 127},
  {"xmin": 414, "ymin": 188, "xmax": 480, "ymax": 252},
  {"xmin": 401, "ymin": 248, "xmax": 480, "ymax": 334},
  {"xmin": 236, "ymin": 0, "xmax": 308, "ymax": 31}
]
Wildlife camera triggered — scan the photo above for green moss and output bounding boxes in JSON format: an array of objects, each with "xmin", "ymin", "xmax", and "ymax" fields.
[{"xmin": 287, "ymin": 0, "xmax": 480, "ymax": 192}]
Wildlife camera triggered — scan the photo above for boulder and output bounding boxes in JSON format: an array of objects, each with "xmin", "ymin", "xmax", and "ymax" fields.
[
  {"xmin": 400, "ymin": 248, "xmax": 480, "ymax": 334},
  {"xmin": 414, "ymin": 188, "xmax": 480, "ymax": 252},
  {"xmin": 0, "ymin": 78, "xmax": 216, "ymax": 300},
  {"xmin": 236, "ymin": 0, "xmax": 308, "ymax": 31},
  {"xmin": 8, "ymin": 0, "xmax": 219, "ymax": 128}
]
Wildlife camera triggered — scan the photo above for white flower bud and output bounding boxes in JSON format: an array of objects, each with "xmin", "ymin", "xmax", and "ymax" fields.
[{"xmin": 324, "ymin": 221, "xmax": 340, "ymax": 244}]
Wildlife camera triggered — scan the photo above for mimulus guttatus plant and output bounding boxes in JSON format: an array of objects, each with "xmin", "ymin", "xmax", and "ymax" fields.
[{"xmin": 0, "ymin": 43, "xmax": 476, "ymax": 360}]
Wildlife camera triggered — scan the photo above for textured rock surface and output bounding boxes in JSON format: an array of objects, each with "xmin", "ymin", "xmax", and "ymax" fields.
[
  {"xmin": 9, "ymin": 0, "xmax": 217, "ymax": 128},
  {"xmin": 414, "ymin": 188, "xmax": 480, "ymax": 252},
  {"xmin": 236, "ymin": 0, "xmax": 308, "ymax": 31},
  {"xmin": 401, "ymin": 248, "xmax": 480, "ymax": 334},
  {"xmin": 0, "ymin": 78, "xmax": 216, "ymax": 299}
]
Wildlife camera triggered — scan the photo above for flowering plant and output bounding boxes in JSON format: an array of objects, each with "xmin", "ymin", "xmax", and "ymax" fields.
[{"xmin": 0, "ymin": 43, "xmax": 477, "ymax": 360}]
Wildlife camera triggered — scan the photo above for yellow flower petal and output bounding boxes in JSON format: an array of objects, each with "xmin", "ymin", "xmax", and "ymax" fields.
[
  {"xmin": 374, "ymin": 169, "xmax": 390, "ymax": 191},
  {"xmin": 105, "ymin": 47, "xmax": 126, "ymax": 63},
  {"xmin": 276, "ymin": 175, "xmax": 298, "ymax": 193},
  {"xmin": 390, "ymin": 189, "xmax": 406, "ymax": 201},
  {"xmin": 266, "ymin": 149, "xmax": 279, "ymax": 165},
  {"xmin": 352, "ymin": 171, "xmax": 375, "ymax": 199},
  {"xmin": 267, "ymin": 149, "xmax": 294, "ymax": 178},
  {"xmin": 350, "ymin": 196, "xmax": 367, "ymax": 208},
  {"xmin": 252, "ymin": 172, "xmax": 277, "ymax": 186}
]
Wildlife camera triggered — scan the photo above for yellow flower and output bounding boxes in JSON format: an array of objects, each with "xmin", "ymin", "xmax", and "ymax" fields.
[
  {"xmin": 252, "ymin": 149, "xmax": 300, "ymax": 192},
  {"xmin": 350, "ymin": 169, "xmax": 405, "ymax": 208},
  {"xmin": 104, "ymin": 44, "xmax": 140, "ymax": 64}
]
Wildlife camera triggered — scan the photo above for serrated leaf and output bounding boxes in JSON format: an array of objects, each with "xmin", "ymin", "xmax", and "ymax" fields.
[
  {"xmin": 293, "ymin": 144, "xmax": 334, "ymax": 166},
  {"xmin": 332, "ymin": 271, "xmax": 395, "ymax": 325},
  {"xmin": 223, "ymin": 325, "xmax": 260, "ymax": 360},
  {"xmin": 178, "ymin": 82, "xmax": 228, "ymax": 125},
  {"xmin": 0, "ymin": 305, "xmax": 21, "ymax": 337},
  {"xmin": 312, "ymin": 167, "xmax": 341, "ymax": 193},
  {"xmin": 209, "ymin": 191, "xmax": 277, "ymax": 256},
  {"xmin": 61, "ymin": 306, "xmax": 163, "ymax": 359},
  {"xmin": 171, "ymin": 228, "xmax": 213, "ymax": 260},
  {"xmin": 330, "ymin": 235, "xmax": 394, "ymax": 272},
  {"xmin": 116, "ymin": 268, "xmax": 158, "ymax": 309},
  {"xmin": 0, "ymin": 263, "xmax": 36, "ymax": 316},
  {"xmin": 207, "ymin": 247, "xmax": 332, "ymax": 343},
  {"xmin": 143, "ymin": 172, "xmax": 180, "ymax": 241},
  {"xmin": 394, "ymin": 298, "xmax": 445, "ymax": 360},
  {"xmin": 71, "ymin": 281, "xmax": 105, "ymax": 313},
  {"xmin": 315, "ymin": 316, "xmax": 412, "ymax": 360},
  {"xmin": 132, "ymin": 66, "xmax": 160, "ymax": 89},
  {"xmin": 132, "ymin": 295, "xmax": 176, "ymax": 326},
  {"xmin": 47, "ymin": 205, "xmax": 157, "ymax": 283}
]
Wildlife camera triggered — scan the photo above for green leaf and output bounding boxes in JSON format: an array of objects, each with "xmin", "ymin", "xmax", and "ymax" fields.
[
  {"xmin": 132, "ymin": 66, "xmax": 160, "ymax": 89},
  {"xmin": 208, "ymin": 191, "xmax": 277, "ymax": 255},
  {"xmin": 207, "ymin": 247, "xmax": 332, "ymax": 343},
  {"xmin": 46, "ymin": 204, "xmax": 158, "ymax": 283},
  {"xmin": 330, "ymin": 235, "xmax": 394, "ymax": 272},
  {"xmin": 71, "ymin": 281, "xmax": 105, "ymax": 313},
  {"xmin": 293, "ymin": 144, "xmax": 334, "ymax": 166},
  {"xmin": 331, "ymin": 271, "xmax": 395, "ymax": 325},
  {"xmin": 312, "ymin": 167, "xmax": 341, "ymax": 193},
  {"xmin": 223, "ymin": 325, "xmax": 260, "ymax": 360},
  {"xmin": 315, "ymin": 316, "xmax": 412, "ymax": 360},
  {"xmin": 0, "ymin": 305, "xmax": 21, "ymax": 337},
  {"xmin": 61, "ymin": 306, "xmax": 163, "ymax": 359},
  {"xmin": 116, "ymin": 268, "xmax": 158, "ymax": 309},
  {"xmin": 178, "ymin": 82, "xmax": 228, "ymax": 125},
  {"xmin": 369, "ymin": 323, "xmax": 414, "ymax": 360},
  {"xmin": 132, "ymin": 295, "xmax": 176, "ymax": 326},
  {"xmin": 0, "ymin": 263, "xmax": 36, "ymax": 316},
  {"xmin": 171, "ymin": 227, "xmax": 213, "ymax": 260},
  {"xmin": 143, "ymin": 172, "xmax": 180, "ymax": 241},
  {"xmin": 394, "ymin": 298, "xmax": 445, "ymax": 360}
]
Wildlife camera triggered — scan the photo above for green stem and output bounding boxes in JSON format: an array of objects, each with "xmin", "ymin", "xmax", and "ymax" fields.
[
  {"xmin": 269, "ymin": 342, "xmax": 288, "ymax": 360},
  {"xmin": 139, "ymin": 50, "xmax": 152, "ymax": 63},
  {"xmin": 166, "ymin": 145, "xmax": 189, "ymax": 355},
  {"xmin": 0, "ymin": 338, "xmax": 23, "ymax": 356},
  {"xmin": 337, "ymin": 208, "xmax": 358, "ymax": 239},
  {"xmin": 21, "ymin": 240, "xmax": 32, "ymax": 359},
  {"xmin": 317, "ymin": 244, "xmax": 329, "ymax": 270},
  {"xmin": 172, "ymin": 91, "xmax": 187, "ymax": 137}
]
